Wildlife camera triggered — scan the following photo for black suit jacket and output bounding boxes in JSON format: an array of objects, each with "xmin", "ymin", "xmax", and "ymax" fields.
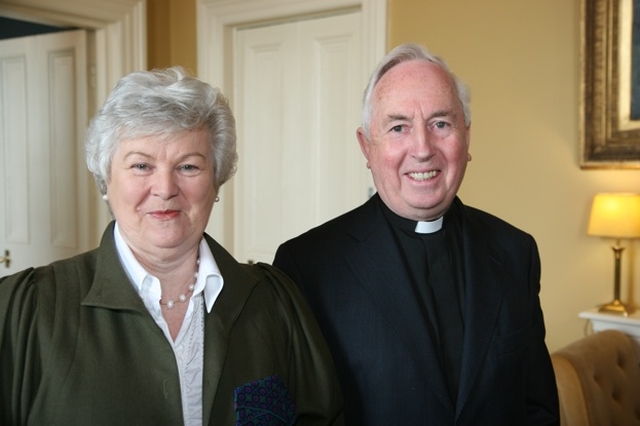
[{"xmin": 273, "ymin": 195, "xmax": 559, "ymax": 425}]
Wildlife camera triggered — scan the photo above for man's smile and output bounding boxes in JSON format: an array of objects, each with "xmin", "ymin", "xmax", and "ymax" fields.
[{"xmin": 408, "ymin": 170, "xmax": 438, "ymax": 181}]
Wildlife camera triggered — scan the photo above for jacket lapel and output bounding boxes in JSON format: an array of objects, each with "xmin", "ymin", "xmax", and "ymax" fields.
[
  {"xmin": 455, "ymin": 203, "xmax": 506, "ymax": 417},
  {"xmin": 82, "ymin": 222, "xmax": 155, "ymax": 315},
  {"xmin": 200, "ymin": 234, "xmax": 259, "ymax": 425},
  {"xmin": 343, "ymin": 196, "xmax": 454, "ymax": 412}
]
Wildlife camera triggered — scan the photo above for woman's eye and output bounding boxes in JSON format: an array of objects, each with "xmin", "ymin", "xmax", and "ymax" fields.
[
  {"xmin": 181, "ymin": 164, "xmax": 198, "ymax": 171},
  {"xmin": 132, "ymin": 163, "xmax": 149, "ymax": 170}
]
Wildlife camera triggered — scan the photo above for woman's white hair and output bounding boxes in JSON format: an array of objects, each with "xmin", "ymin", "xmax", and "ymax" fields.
[
  {"xmin": 85, "ymin": 66, "xmax": 238, "ymax": 195},
  {"xmin": 360, "ymin": 43, "xmax": 471, "ymax": 137}
]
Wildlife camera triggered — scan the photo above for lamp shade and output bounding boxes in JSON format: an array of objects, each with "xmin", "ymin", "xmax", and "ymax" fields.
[{"xmin": 587, "ymin": 193, "xmax": 640, "ymax": 239}]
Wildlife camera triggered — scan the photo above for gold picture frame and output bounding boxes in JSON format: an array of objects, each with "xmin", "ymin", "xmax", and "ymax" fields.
[{"xmin": 580, "ymin": 0, "xmax": 640, "ymax": 168}]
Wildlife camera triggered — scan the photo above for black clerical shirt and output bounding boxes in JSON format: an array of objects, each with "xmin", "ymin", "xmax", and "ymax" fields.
[{"xmin": 379, "ymin": 199, "xmax": 466, "ymax": 403}]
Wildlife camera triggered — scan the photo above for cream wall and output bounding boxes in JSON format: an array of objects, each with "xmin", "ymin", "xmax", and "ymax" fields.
[
  {"xmin": 152, "ymin": 0, "xmax": 640, "ymax": 352},
  {"xmin": 388, "ymin": 0, "xmax": 640, "ymax": 352},
  {"xmin": 147, "ymin": 0, "xmax": 197, "ymax": 73}
]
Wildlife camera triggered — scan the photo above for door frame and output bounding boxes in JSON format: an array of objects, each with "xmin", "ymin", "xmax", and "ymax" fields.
[
  {"xmin": 0, "ymin": 0, "xmax": 147, "ymax": 246},
  {"xmin": 197, "ymin": 0, "xmax": 386, "ymax": 248}
]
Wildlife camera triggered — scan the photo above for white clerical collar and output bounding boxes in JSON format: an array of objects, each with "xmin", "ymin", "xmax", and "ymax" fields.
[{"xmin": 415, "ymin": 216, "xmax": 444, "ymax": 234}]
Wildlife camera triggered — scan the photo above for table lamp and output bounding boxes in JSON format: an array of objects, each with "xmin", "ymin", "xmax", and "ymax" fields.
[{"xmin": 587, "ymin": 193, "xmax": 640, "ymax": 316}]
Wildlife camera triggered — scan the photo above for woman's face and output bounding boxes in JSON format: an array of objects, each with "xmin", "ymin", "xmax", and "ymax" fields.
[{"xmin": 106, "ymin": 129, "xmax": 216, "ymax": 260}]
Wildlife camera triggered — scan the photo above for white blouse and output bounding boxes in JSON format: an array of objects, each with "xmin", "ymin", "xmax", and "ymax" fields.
[{"xmin": 113, "ymin": 223, "xmax": 224, "ymax": 426}]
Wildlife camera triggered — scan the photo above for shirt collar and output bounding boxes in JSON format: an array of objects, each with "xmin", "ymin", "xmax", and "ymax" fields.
[
  {"xmin": 415, "ymin": 217, "xmax": 443, "ymax": 234},
  {"xmin": 379, "ymin": 198, "xmax": 444, "ymax": 235},
  {"xmin": 197, "ymin": 238, "xmax": 224, "ymax": 313},
  {"xmin": 113, "ymin": 222, "xmax": 224, "ymax": 313}
]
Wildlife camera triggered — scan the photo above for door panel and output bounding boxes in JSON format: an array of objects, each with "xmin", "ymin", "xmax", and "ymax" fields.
[
  {"xmin": 234, "ymin": 12, "xmax": 371, "ymax": 264},
  {"xmin": 0, "ymin": 30, "xmax": 89, "ymax": 276},
  {"xmin": 235, "ymin": 22, "xmax": 295, "ymax": 264}
]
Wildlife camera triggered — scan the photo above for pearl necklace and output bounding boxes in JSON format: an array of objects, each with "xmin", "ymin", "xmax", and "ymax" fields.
[{"xmin": 160, "ymin": 256, "xmax": 200, "ymax": 309}]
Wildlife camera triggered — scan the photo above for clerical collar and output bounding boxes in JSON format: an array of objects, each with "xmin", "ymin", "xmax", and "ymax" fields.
[
  {"xmin": 378, "ymin": 196, "xmax": 445, "ymax": 235},
  {"xmin": 415, "ymin": 217, "xmax": 443, "ymax": 234}
]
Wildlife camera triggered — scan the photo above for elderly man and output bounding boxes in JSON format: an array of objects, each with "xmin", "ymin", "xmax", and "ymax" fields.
[{"xmin": 273, "ymin": 43, "xmax": 559, "ymax": 425}]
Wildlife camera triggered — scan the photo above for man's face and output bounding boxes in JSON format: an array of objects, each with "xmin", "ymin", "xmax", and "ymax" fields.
[{"xmin": 357, "ymin": 59, "xmax": 471, "ymax": 221}]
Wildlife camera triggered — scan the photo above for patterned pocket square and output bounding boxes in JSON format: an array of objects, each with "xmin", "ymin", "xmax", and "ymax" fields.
[{"xmin": 234, "ymin": 374, "xmax": 297, "ymax": 426}]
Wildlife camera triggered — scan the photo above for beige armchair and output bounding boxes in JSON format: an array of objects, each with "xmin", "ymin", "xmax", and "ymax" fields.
[{"xmin": 551, "ymin": 329, "xmax": 640, "ymax": 426}]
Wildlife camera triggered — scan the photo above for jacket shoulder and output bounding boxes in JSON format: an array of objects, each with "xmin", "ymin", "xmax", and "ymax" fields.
[
  {"xmin": 1, "ymin": 250, "xmax": 97, "ymax": 294},
  {"xmin": 280, "ymin": 196, "xmax": 377, "ymax": 246},
  {"xmin": 0, "ymin": 251, "xmax": 98, "ymax": 325},
  {"xmin": 243, "ymin": 262, "xmax": 307, "ymax": 304},
  {"xmin": 458, "ymin": 201, "xmax": 538, "ymax": 262},
  {"xmin": 462, "ymin": 202, "xmax": 534, "ymax": 240}
]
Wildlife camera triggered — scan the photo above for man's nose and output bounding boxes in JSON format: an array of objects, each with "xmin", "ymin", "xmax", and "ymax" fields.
[{"xmin": 412, "ymin": 126, "xmax": 436, "ymax": 160}]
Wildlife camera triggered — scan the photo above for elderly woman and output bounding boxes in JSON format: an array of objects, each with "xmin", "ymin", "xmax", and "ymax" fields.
[{"xmin": 0, "ymin": 67, "xmax": 343, "ymax": 425}]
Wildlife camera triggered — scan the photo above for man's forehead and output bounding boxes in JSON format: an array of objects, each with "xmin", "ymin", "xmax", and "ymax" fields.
[
  {"xmin": 374, "ymin": 63, "xmax": 455, "ymax": 102},
  {"xmin": 377, "ymin": 59, "xmax": 448, "ymax": 85}
]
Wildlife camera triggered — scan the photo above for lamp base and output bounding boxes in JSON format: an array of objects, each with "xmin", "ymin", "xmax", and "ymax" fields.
[{"xmin": 598, "ymin": 299, "xmax": 635, "ymax": 316}]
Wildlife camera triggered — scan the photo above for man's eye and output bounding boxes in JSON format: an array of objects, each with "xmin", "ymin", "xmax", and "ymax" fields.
[
  {"xmin": 434, "ymin": 121, "xmax": 450, "ymax": 129},
  {"xmin": 390, "ymin": 125, "xmax": 403, "ymax": 132}
]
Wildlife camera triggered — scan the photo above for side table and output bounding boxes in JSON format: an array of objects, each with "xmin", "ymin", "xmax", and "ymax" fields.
[{"xmin": 579, "ymin": 308, "xmax": 640, "ymax": 361}]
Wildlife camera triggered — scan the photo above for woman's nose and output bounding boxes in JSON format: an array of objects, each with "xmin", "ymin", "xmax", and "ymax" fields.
[{"xmin": 152, "ymin": 170, "xmax": 179, "ymax": 199}]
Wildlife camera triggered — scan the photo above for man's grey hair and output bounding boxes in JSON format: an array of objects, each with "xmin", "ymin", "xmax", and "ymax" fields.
[{"xmin": 360, "ymin": 43, "xmax": 471, "ymax": 137}]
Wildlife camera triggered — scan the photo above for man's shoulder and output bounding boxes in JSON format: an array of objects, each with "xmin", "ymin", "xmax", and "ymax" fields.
[
  {"xmin": 281, "ymin": 198, "xmax": 375, "ymax": 246},
  {"xmin": 458, "ymin": 200, "xmax": 535, "ymax": 247}
]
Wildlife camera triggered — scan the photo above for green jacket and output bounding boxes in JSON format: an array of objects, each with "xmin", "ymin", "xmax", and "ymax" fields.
[{"xmin": 0, "ymin": 222, "xmax": 344, "ymax": 425}]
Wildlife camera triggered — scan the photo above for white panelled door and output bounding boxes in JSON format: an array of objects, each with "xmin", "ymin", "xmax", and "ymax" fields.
[
  {"xmin": 234, "ymin": 11, "xmax": 371, "ymax": 264},
  {"xmin": 0, "ymin": 30, "xmax": 89, "ymax": 277}
]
